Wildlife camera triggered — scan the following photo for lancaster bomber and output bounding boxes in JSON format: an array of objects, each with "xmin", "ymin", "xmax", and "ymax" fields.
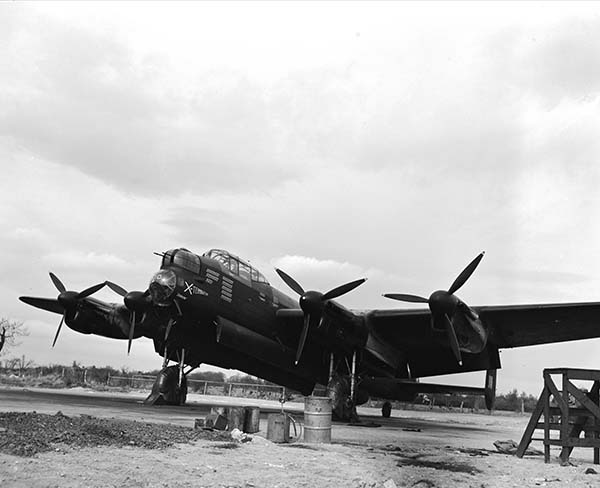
[{"xmin": 19, "ymin": 248, "xmax": 600, "ymax": 419}]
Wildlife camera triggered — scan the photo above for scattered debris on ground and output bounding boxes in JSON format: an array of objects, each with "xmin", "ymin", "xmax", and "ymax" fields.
[
  {"xmin": 0, "ymin": 411, "xmax": 230, "ymax": 457},
  {"xmin": 494, "ymin": 439, "xmax": 543, "ymax": 456}
]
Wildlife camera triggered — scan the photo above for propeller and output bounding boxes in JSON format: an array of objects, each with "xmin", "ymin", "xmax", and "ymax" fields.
[
  {"xmin": 275, "ymin": 268, "xmax": 366, "ymax": 365},
  {"xmin": 48, "ymin": 272, "xmax": 106, "ymax": 347},
  {"xmin": 106, "ymin": 281, "xmax": 183, "ymax": 354},
  {"xmin": 106, "ymin": 281, "xmax": 151, "ymax": 354},
  {"xmin": 383, "ymin": 252, "xmax": 485, "ymax": 366}
]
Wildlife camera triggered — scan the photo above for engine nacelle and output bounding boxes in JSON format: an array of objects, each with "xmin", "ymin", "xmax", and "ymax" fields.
[{"xmin": 319, "ymin": 301, "xmax": 369, "ymax": 352}]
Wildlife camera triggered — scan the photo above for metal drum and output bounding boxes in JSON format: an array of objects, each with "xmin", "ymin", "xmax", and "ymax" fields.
[
  {"xmin": 244, "ymin": 407, "xmax": 261, "ymax": 433},
  {"xmin": 227, "ymin": 407, "xmax": 245, "ymax": 431},
  {"xmin": 266, "ymin": 413, "xmax": 290, "ymax": 443},
  {"xmin": 303, "ymin": 396, "xmax": 332, "ymax": 443}
]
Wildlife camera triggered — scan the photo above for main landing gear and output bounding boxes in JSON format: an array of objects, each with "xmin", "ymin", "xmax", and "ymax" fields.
[
  {"xmin": 325, "ymin": 350, "xmax": 362, "ymax": 423},
  {"xmin": 144, "ymin": 347, "xmax": 189, "ymax": 406},
  {"xmin": 144, "ymin": 365, "xmax": 188, "ymax": 405}
]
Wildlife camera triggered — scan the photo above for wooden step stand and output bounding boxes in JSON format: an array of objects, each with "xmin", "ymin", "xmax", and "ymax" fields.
[{"xmin": 516, "ymin": 368, "xmax": 600, "ymax": 465}]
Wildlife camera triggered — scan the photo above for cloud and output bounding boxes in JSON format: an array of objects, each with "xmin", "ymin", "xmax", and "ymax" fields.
[
  {"xmin": 273, "ymin": 255, "xmax": 365, "ymax": 277},
  {"xmin": 0, "ymin": 8, "xmax": 302, "ymax": 197},
  {"xmin": 42, "ymin": 251, "xmax": 130, "ymax": 270},
  {"xmin": 485, "ymin": 15, "xmax": 600, "ymax": 106}
]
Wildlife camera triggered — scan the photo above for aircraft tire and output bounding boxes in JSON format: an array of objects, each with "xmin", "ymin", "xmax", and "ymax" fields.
[{"xmin": 381, "ymin": 401, "xmax": 392, "ymax": 418}]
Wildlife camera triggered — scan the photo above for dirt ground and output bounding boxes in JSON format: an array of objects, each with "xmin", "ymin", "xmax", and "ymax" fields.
[
  {"xmin": 1, "ymin": 388, "xmax": 600, "ymax": 487},
  {"xmin": 2, "ymin": 432, "xmax": 599, "ymax": 488}
]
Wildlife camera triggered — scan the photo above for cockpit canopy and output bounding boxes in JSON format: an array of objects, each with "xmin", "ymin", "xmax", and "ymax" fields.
[
  {"xmin": 160, "ymin": 248, "xmax": 269, "ymax": 284},
  {"xmin": 161, "ymin": 248, "xmax": 201, "ymax": 274},
  {"xmin": 204, "ymin": 249, "xmax": 269, "ymax": 284}
]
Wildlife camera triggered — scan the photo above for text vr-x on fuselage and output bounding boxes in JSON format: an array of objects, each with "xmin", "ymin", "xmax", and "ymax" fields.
[{"xmin": 19, "ymin": 248, "xmax": 600, "ymax": 419}]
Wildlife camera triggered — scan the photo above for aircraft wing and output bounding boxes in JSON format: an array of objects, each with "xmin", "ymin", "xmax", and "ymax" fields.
[
  {"xmin": 368, "ymin": 302, "xmax": 600, "ymax": 350},
  {"xmin": 365, "ymin": 308, "xmax": 501, "ymax": 378},
  {"xmin": 367, "ymin": 302, "xmax": 600, "ymax": 366},
  {"xmin": 19, "ymin": 295, "xmax": 137, "ymax": 340},
  {"xmin": 366, "ymin": 302, "xmax": 600, "ymax": 377},
  {"xmin": 19, "ymin": 296, "xmax": 64, "ymax": 315},
  {"xmin": 477, "ymin": 302, "xmax": 600, "ymax": 348},
  {"xmin": 366, "ymin": 308, "xmax": 436, "ymax": 348}
]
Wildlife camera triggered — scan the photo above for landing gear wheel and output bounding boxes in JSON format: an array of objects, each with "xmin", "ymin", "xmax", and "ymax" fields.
[
  {"xmin": 326, "ymin": 374, "xmax": 359, "ymax": 423},
  {"xmin": 144, "ymin": 365, "xmax": 187, "ymax": 406},
  {"xmin": 381, "ymin": 401, "xmax": 392, "ymax": 418}
]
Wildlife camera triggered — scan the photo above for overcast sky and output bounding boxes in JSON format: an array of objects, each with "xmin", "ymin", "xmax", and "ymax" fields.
[{"xmin": 2, "ymin": 2, "xmax": 600, "ymax": 395}]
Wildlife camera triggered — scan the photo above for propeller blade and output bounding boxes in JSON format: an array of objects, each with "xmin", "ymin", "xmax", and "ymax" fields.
[
  {"xmin": 173, "ymin": 298, "xmax": 182, "ymax": 316},
  {"xmin": 443, "ymin": 314, "xmax": 463, "ymax": 366},
  {"xmin": 295, "ymin": 313, "xmax": 311, "ymax": 365},
  {"xmin": 164, "ymin": 319, "xmax": 174, "ymax": 342},
  {"xmin": 49, "ymin": 272, "xmax": 66, "ymax": 293},
  {"xmin": 106, "ymin": 281, "xmax": 128, "ymax": 297},
  {"xmin": 275, "ymin": 268, "xmax": 305, "ymax": 296},
  {"xmin": 127, "ymin": 311, "xmax": 136, "ymax": 355},
  {"xmin": 322, "ymin": 278, "xmax": 367, "ymax": 301},
  {"xmin": 448, "ymin": 252, "xmax": 485, "ymax": 295},
  {"xmin": 78, "ymin": 282, "xmax": 106, "ymax": 299},
  {"xmin": 383, "ymin": 293, "xmax": 429, "ymax": 303},
  {"xmin": 52, "ymin": 315, "xmax": 65, "ymax": 348}
]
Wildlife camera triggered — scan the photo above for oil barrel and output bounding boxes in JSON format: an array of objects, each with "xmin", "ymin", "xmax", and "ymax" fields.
[
  {"xmin": 244, "ymin": 407, "xmax": 261, "ymax": 433},
  {"xmin": 227, "ymin": 407, "xmax": 245, "ymax": 431},
  {"xmin": 303, "ymin": 396, "xmax": 332, "ymax": 443}
]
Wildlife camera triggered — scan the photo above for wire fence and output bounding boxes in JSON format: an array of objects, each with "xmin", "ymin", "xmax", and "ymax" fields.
[
  {"xmin": 0, "ymin": 366, "xmax": 287, "ymax": 401},
  {"xmin": 107, "ymin": 374, "xmax": 286, "ymax": 400}
]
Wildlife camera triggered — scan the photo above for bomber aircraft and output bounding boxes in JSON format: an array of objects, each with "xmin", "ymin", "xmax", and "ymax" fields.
[{"xmin": 19, "ymin": 248, "xmax": 600, "ymax": 419}]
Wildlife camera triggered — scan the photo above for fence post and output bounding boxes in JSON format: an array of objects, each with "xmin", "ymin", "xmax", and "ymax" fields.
[{"xmin": 203, "ymin": 381, "xmax": 207, "ymax": 395}]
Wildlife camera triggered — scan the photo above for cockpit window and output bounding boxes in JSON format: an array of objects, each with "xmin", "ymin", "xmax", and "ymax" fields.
[
  {"xmin": 172, "ymin": 249, "xmax": 201, "ymax": 274},
  {"xmin": 204, "ymin": 249, "xmax": 269, "ymax": 284},
  {"xmin": 250, "ymin": 268, "xmax": 268, "ymax": 284},
  {"xmin": 239, "ymin": 262, "xmax": 251, "ymax": 282},
  {"xmin": 206, "ymin": 249, "xmax": 230, "ymax": 269}
]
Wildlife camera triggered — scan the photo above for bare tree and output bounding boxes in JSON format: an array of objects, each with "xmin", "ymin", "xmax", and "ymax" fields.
[{"xmin": 0, "ymin": 318, "xmax": 28, "ymax": 356}]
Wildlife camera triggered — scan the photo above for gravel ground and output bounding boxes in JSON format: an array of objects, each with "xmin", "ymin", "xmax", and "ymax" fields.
[{"xmin": 0, "ymin": 411, "xmax": 230, "ymax": 457}]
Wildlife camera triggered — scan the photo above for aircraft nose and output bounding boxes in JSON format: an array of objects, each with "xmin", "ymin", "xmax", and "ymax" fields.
[{"xmin": 149, "ymin": 269, "xmax": 177, "ymax": 306}]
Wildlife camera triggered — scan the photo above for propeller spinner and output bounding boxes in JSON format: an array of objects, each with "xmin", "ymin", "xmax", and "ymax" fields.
[
  {"xmin": 383, "ymin": 252, "xmax": 485, "ymax": 366},
  {"xmin": 276, "ymin": 268, "xmax": 366, "ymax": 365},
  {"xmin": 48, "ymin": 272, "xmax": 106, "ymax": 347}
]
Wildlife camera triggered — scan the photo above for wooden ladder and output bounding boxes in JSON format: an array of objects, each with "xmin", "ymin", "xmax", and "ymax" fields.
[{"xmin": 516, "ymin": 368, "xmax": 600, "ymax": 465}]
